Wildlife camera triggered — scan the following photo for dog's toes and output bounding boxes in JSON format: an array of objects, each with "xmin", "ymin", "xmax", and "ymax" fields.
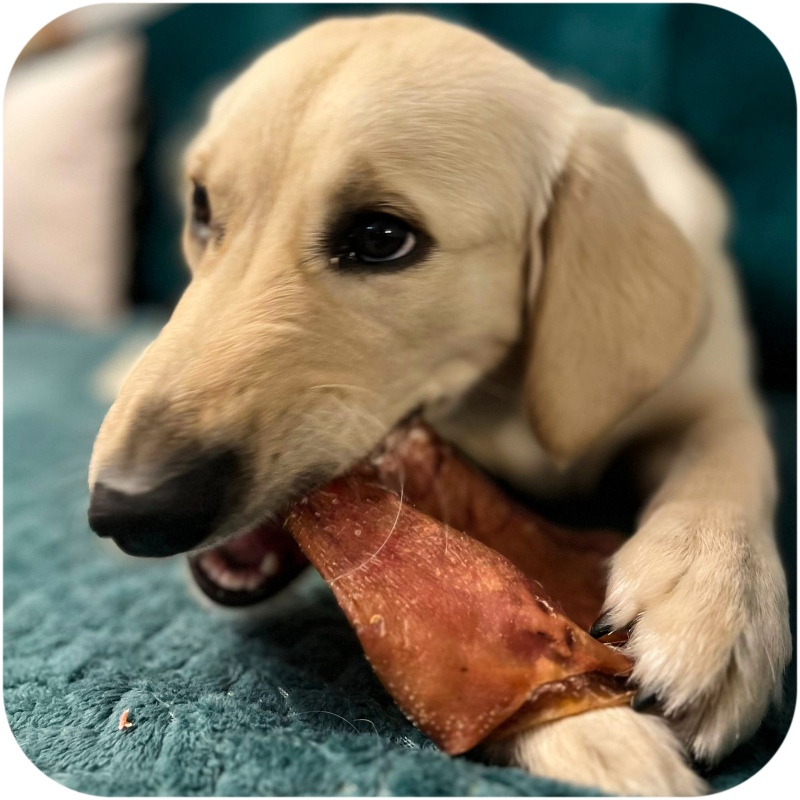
[
  {"xmin": 601, "ymin": 502, "xmax": 791, "ymax": 765},
  {"xmin": 588, "ymin": 613, "xmax": 617, "ymax": 639},
  {"xmin": 631, "ymin": 690, "xmax": 659, "ymax": 713},
  {"xmin": 623, "ymin": 577, "xmax": 772, "ymax": 763}
]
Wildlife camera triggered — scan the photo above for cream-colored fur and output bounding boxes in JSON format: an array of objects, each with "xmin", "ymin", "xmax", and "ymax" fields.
[
  {"xmin": 485, "ymin": 706, "xmax": 708, "ymax": 796},
  {"xmin": 89, "ymin": 15, "xmax": 791, "ymax": 796}
]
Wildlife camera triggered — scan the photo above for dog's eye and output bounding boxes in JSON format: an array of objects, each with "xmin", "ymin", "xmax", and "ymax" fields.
[
  {"xmin": 331, "ymin": 213, "xmax": 419, "ymax": 269},
  {"xmin": 191, "ymin": 183, "xmax": 212, "ymax": 237}
]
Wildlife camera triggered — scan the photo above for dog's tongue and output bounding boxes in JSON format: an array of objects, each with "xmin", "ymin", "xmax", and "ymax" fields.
[
  {"xmin": 219, "ymin": 527, "xmax": 278, "ymax": 567},
  {"xmin": 283, "ymin": 420, "xmax": 633, "ymax": 754}
]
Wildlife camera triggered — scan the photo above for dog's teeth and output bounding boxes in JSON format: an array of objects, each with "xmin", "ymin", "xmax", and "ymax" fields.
[
  {"xmin": 209, "ymin": 565, "xmax": 229, "ymax": 585},
  {"xmin": 260, "ymin": 553, "xmax": 279, "ymax": 576},
  {"xmin": 216, "ymin": 573, "xmax": 236, "ymax": 590},
  {"xmin": 216, "ymin": 569, "xmax": 246, "ymax": 591},
  {"xmin": 242, "ymin": 573, "xmax": 265, "ymax": 590},
  {"xmin": 197, "ymin": 549, "xmax": 268, "ymax": 594},
  {"xmin": 211, "ymin": 564, "xmax": 265, "ymax": 592},
  {"xmin": 208, "ymin": 564, "xmax": 226, "ymax": 581}
]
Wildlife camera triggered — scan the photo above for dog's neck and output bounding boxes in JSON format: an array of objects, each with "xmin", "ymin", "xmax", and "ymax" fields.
[{"xmin": 424, "ymin": 343, "xmax": 605, "ymax": 497}]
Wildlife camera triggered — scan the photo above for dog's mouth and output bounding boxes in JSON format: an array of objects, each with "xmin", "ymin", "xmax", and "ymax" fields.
[
  {"xmin": 185, "ymin": 415, "xmax": 446, "ymax": 608},
  {"xmin": 186, "ymin": 416, "xmax": 620, "ymax": 628},
  {"xmin": 187, "ymin": 414, "xmax": 423, "ymax": 607},
  {"xmin": 188, "ymin": 521, "xmax": 309, "ymax": 607}
]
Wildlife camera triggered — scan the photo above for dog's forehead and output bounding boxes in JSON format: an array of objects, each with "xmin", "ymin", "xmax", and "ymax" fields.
[
  {"xmin": 187, "ymin": 15, "xmax": 568, "ymax": 240},
  {"xmin": 211, "ymin": 15, "xmax": 515, "ymax": 120},
  {"xmin": 194, "ymin": 19, "xmax": 536, "ymax": 163}
]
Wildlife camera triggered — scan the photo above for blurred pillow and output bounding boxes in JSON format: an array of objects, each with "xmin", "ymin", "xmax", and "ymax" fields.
[{"xmin": 4, "ymin": 35, "xmax": 143, "ymax": 325}]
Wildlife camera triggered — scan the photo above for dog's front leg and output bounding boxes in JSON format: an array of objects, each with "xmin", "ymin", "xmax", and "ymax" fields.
[
  {"xmin": 491, "ymin": 403, "xmax": 790, "ymax": 795},
  {"xmin": 597, "ymin": 402, "xmax": 791, "ymax": 762}
]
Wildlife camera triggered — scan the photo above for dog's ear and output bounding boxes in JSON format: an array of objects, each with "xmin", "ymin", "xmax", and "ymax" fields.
[{"xmin": 524, "ymin": 118, "xmax": 706, "ymax": 463}]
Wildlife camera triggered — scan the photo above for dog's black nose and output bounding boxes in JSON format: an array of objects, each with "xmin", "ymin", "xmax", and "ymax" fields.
[{"xmin": 88, "ymin": 451, "xmax": 240, "ymax": 557}]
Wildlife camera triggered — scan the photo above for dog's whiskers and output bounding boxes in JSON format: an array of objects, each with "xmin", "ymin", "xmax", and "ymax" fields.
[
  {"xmin": 298, "ymin": 392, "xmax": 391, "ymax": 460},
  {"xmin": 308, "ymin": 383, "xmax": 379, "ymax": 395}
]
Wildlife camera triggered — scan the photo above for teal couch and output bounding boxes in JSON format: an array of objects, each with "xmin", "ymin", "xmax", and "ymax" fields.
[{"xmin": 5, "ymin": 4, "xmax": 795, "ymax": 795}]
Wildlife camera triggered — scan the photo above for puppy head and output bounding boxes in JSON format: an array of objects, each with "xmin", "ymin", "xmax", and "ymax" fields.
[{"xmin": 88, "ymin": 14, "xmax": 704, "ymax": 558}]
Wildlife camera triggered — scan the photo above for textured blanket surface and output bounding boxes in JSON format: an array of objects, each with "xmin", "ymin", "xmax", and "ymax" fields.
[{"xmin": 4, "ymin": 319, "xmax": 795, "ymax": 796}]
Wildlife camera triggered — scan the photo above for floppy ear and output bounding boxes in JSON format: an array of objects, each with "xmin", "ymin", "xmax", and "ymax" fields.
[{"xmin": 525, "ymin": 118, "xmax": 706, "ymax": 463}]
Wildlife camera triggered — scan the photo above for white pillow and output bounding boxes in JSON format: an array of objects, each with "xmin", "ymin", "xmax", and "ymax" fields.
[{"xmin": 4, "ymin": 35, "xmax": 143, "ymax": 325}]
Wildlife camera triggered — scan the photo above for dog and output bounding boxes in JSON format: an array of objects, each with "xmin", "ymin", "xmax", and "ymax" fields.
[{"xmin": 88, "ymin": 15, "xmax": 791, "ymax": 795}]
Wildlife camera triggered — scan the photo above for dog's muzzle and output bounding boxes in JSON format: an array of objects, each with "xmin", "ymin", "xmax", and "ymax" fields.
[{"xmin": 88, "ymin": 449, "xmax": 241, "ymax": 557}]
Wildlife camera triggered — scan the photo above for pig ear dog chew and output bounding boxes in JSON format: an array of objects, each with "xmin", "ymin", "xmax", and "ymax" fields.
[{"xmin": 284, "ymin": 421, "xmax": 634, "ymax": 755}]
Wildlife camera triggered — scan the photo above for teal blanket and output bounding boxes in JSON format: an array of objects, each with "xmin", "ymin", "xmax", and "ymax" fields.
[{"xmin": 4, "ymin": 320, "xmax": 795, "ymax": 795}]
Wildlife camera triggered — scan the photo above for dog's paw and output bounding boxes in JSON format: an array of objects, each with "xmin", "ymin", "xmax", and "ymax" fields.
[
  {"xmin": 597, "ymin": 501, "xmax": 791, "ymax": 762},
  {"xmin": 487, "ymin": 705, "xmax": 708, "ymax": 796}
]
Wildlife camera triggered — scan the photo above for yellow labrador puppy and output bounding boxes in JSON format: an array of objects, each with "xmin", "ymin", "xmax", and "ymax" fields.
[{"xmin": 88, "ymin": 15, "xmax": 790, "ymax": 795}]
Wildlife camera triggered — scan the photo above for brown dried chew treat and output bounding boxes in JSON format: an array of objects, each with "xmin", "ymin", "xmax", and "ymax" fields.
[
  {"xmin": 285, "ymin": 476, "xmax": 633, "ymax": 755},
  {"xmin": 359, "ymin": 421, "xmax": 626, "ymax": 631}
]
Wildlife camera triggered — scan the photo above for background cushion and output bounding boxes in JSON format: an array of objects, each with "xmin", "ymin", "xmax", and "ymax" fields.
[{"xmin": 4, "ymin": 35, "xmax": 143, "ymax": 325}]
